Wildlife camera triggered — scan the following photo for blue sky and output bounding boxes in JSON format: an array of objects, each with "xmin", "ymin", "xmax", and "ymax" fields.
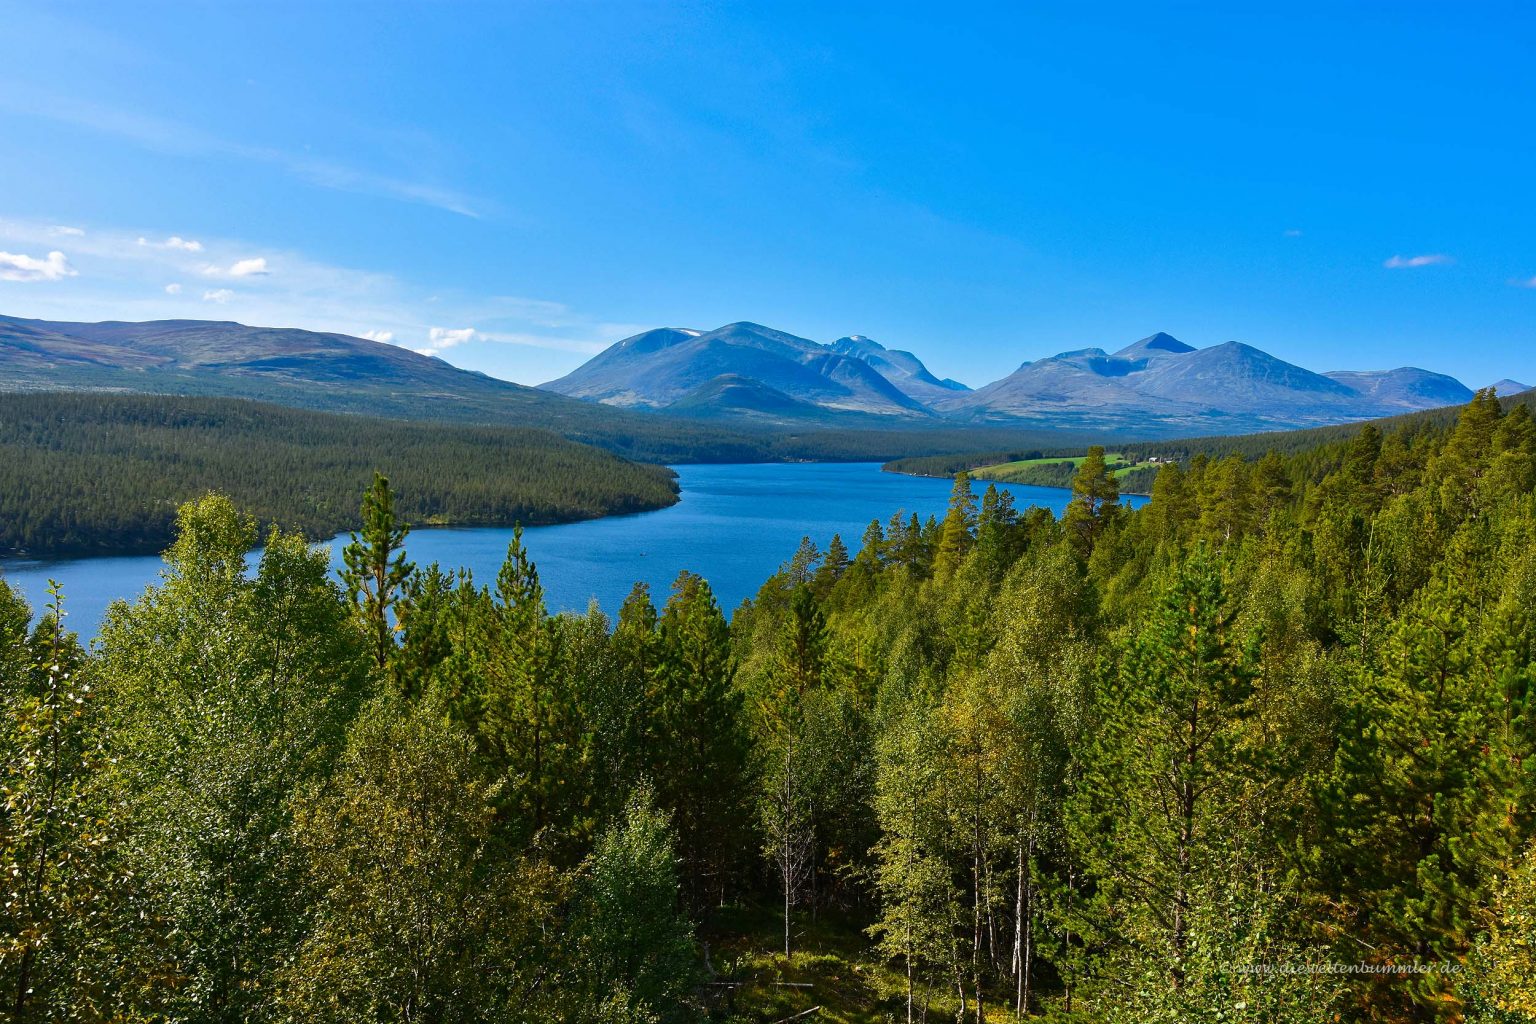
[{"xmin": 1, "ymin": 2, "xmax": 1533, "ymax": 388}]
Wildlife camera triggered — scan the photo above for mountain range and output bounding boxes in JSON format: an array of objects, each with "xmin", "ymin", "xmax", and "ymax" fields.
[
  {"xmin": 0, "ymin": 314, "xmax": 1094, "ymax": 463},
  {"xmin": 0, "ymin": 313, "xmax": 788, "ymax": 462},
  {"xmin": 546, "ymin": 323, "xmax": 1516, "ymax": 433},
  {"xmin": 2, "ymin": 312, "xmax": 1524, "ymax": 441}
]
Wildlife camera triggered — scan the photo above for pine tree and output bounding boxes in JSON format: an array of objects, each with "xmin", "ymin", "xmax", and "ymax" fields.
[
  {"xmin": 783, "ymin": 536, "xmax": 822, "ymax": 587},
  {"xmin": 342, "ymin": 472, "xmax": 415, "ymax": 668},
  {"xmin": 600, "ymin": 582, "xmax": 662, "ymax": 793},
  {"xmin": 1062, "ymin": 447, "xmax": 1120, "ymax": 556},
  {"xmin": 935, "ymin": 472, "xmax": 979, "ymax": 575},
  {"xmin": 1250, "ymin": 449, "xmax": 1291, "ymax": 524},
  {"xmin": 1197, "ymin": 454, "xmax": 1253, "ymax": 544},
  {"xmin": 1315, "ymin": 544, "xmax": 1536, "ymax": 1016},
  {"xmin": 468, "ymin": 527, "xmax": 584, "ymax": 842},
  {"xmin": 858, "ymin": 518, "xmax": 886, "ymax": 570},
  {"xmin": 655, "ymin": 572, "xmax": 751, "ymax": 910},
  {"xmin": 1427, "ymin": 387, "xmax": 1504, "ymax": 522},
  {"xmin": 1072, "ymin": 548, "xmax": 1256, "ymax": 990},
  {"xmin": 813, "ymin": 533, "xmax": 850, "ymax": 597},
  {"xmin": 975, "ymin": 483, "xmax": 1021, "ymax": 579}
]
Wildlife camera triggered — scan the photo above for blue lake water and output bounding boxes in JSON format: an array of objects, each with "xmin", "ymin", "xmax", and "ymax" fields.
[{"xmin": 0, "ymin": 462, "xmax": 1145, "ymax": 640}]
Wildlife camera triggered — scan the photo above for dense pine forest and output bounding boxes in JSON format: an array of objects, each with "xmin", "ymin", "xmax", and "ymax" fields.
[
  {"xmin": 0, "ymin": 393, "xmax": 681, "ymax": 557},
  {"xmin": 6, "ymin": 389, "xmax": 1536, "ymax": 1022}
]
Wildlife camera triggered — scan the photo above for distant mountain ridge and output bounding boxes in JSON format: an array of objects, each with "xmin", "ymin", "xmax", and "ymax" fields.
[
  {"xmin": 546, "ymin": 324, "xmax": 1491, "ymax": 433},
  {"xmin": 1489, "ymin": 378, "xmax": 1532, "ymax": 396},
  {"xmin": 541, "ymin": 321, "xmax": 938, "ymax": 417},
  {"xmin": 1, "ymin": 312, "xmax": 1510, "ymax": 440},
  {"xmin": 0, "ymin": 313, "xmax": 782, "ymax": 462}
]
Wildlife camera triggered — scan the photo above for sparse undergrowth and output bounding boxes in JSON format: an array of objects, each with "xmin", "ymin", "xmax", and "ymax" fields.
[{"xmin": 702, "ymin": 905, "xmax": 1005, "ymax": 1024}]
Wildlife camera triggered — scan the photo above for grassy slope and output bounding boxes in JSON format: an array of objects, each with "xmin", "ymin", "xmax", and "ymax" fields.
[{"xmin": 972, "ymin": 451, "xmax": 1156, "ymax": 482}]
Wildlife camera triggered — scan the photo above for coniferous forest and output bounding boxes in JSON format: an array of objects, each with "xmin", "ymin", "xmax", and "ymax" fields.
[
  {"xmin": 7, "ymin": 389, "xmax": 1536, "ymax": 1023},
  {"xmin": 0, "ymin": 393, "xmax": 681, "ymax": 557}
]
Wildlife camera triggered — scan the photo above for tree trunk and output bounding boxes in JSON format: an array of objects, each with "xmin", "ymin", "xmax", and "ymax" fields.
[
  {"xmin": 1023, "ymin": 834, "xmax": 1035, "ymax": 1017},
  {"xmin": 907, "ymin": 951, "xmax": 915, "ymax": 1024},
  {"xmin": 1173, "ymin": 696, "xmax": 1199, "ymax": 988},
  {"xmin": 973, "ymin": 805, "xmax": 985, "ymax": 1024},
  {"xmin": 783, "ymin": 741, "xmax": 794, "ymax": 959},
  {"xmin": 1064, "ymin": 865, "xmax": 1074, "ymax": 1015},
  {"xmin": 1012, "ymin": 838, "xmax": 1023, "ymax": 1019}
]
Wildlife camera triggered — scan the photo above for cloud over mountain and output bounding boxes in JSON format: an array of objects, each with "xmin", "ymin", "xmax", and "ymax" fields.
[{"xmin": 0, "ymin": 250, "xmax": 77, "ymax": 282}]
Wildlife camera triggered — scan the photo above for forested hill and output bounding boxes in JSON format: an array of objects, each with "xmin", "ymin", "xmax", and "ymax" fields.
[
  {"xmin": 7, "ymin": 389, "xmax": 1536, "ymax": 1021},
  {"xmin": 0, "ymin": 392, "xmax": 680, "ymax": 557}
]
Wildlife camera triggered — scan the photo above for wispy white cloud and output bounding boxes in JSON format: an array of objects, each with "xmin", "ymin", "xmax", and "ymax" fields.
[
  {"xmin": 1384, "ymin": 253, "xmax": 1452, "ymax": 268},
  {"xmin": 139, "ymin": 234, "xmax": 203, "ymax": 252},
  {"xmin": 0, "ymin": 90, "xmax": 483, "ymax": 218},
  {"xmin": 1282, "ymin": 228, "xmax": 1303, "ymax": 238},
  {"xmin": 416, "ymin": 325, "xmax": 477, "ymax": 356},
  {"xmin": 0, "ymin": 249, "xmax": 77, "ymax": 282},
  {"xmin": 230, "ymin": 257, "xmax": 268, "ymax": 277},
  {"xmin": 0, "ymin": 215, "xmax": 632, "ymax": 382},
  {"xmin": 1513, "ymin": 276, "xmax": 1536, "ymax": 290},
  {"xmin": 49, "ymin": 225, "xmax": 85, "ymax": 237},
  {"xmin": 476, "ymin": 329, "xmax": 612, "ymax": 355},
  {"xmin": 199, "ymin": 256, "xmax": 269, "ymax": 278}
]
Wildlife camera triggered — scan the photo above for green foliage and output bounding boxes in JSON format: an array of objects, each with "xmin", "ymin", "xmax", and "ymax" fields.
[
  {"xmin": 934, "ymin": 471, "xmax": 978, "ymax": 575},
  {"xmin": 1465, "ymin": 841, "xmax": 1536, "ymax": 1022},
  {"xmin": 0, "ymin": 585, "xmax": 128, "ymax": 1022},
  {"xmin": 573, "ymin": 786, "xmax": 701, "ymax": 1021},
  {"xmin": 8, "ymin": 389, "xmax": 1536, "ymax": 1023},
  {"xmin": 279, "ymin": 697, "xmax": 564, "ymax": 1023},
  {"xmin": 96, "ymin": 494, "xmax": 370, "ymax": 1021},
  {"xmin": 1072, "ymin": 552, "xmax": 1260, "ymax": 987},
  {"xmin": 653, "ymin": 572, "xmax": 753, "ymax": 909}
]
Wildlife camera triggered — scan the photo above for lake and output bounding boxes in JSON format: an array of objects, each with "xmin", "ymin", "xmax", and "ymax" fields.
[{"xmin": 0, "ymin": 462, "xmax": 1146, "ymax": 640}]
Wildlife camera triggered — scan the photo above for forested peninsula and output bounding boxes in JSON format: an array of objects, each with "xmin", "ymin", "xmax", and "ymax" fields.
[
  {"xmin": 6, "ymin": 389, "xmax": 1536, "ymax": 1021},
  {"xmin": 0, "ymin": 393, "xmax": 680, "ymax": 557}
]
